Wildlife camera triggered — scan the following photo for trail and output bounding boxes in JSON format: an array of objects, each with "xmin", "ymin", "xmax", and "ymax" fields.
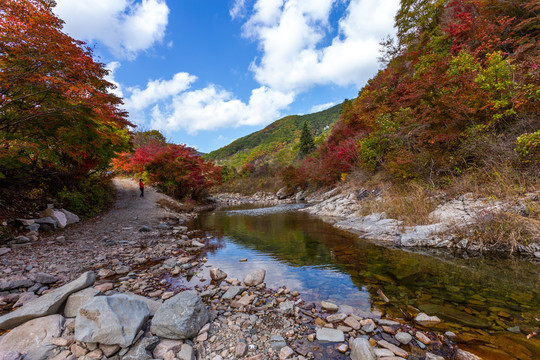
[{"xmin": 0, "ymin": 178, "xmax": 188, "ymax": 285}]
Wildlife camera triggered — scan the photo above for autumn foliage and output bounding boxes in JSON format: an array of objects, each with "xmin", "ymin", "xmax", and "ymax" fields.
[
  {"xmin": 289, "ymin": 0, "xmax": 539, "ymax": 186},
  {"xmin": 0, "ymin": 0, "xmax": 131, "ymax": 185},
  {"xmin": 113, "ymin": 140, "xmax": 222, "ymax": 200}
]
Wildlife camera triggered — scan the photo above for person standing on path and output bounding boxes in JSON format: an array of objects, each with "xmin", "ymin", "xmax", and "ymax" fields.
[{"xmin": 139, "ymin": 179, "xmax": 144, "ymax": 197}]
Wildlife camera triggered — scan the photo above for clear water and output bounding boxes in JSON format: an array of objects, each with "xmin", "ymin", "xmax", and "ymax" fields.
[{"xmin": 189, "ymin": 204, "xmax": 540, "ymax": 359}]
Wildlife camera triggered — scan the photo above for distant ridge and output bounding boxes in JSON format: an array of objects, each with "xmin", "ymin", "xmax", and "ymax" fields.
[{"xmin": 207, "ymin": 102, "xmax": 343, "ymax": 168}]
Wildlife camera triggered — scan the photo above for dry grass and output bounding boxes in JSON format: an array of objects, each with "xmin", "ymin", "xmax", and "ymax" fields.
[
  {"xmin": 358, "ymin": 182, "xmax": 439, "ymax": 226},
  {"xmin": 156, "ymin": 198, "xmax": 195, "ymax": 213},
  {"xmin": 453, "ymin": 211, "xmax": 540, "ymax": 253}
]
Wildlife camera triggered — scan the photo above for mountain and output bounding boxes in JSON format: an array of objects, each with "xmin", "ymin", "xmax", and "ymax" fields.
[{"xmin": 206, "ymin": 102, "xmax": 343, "ymax": 168}]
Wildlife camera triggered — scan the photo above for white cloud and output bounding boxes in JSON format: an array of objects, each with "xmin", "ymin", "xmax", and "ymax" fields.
[
  {"xmin": 104, "ymin": 61, "xmax": 124, "ymax": 98},
  {"xmin": 54, "ymin": 0, "xmax": 169, "ymax": 60},
  {"xmin": 243, "ymin": 0, "xmax": 399, "ymax": 92},
  {"xmin": 149, "ymin": 84, "xmax": 294, "ymax": 134},
  {"xmin": 310, "ymin": 101, "xmax": 337, "ymax": 113},
  {"xmin": 230, "ymin": 0, "xmax": 248, "ymax": 19}
]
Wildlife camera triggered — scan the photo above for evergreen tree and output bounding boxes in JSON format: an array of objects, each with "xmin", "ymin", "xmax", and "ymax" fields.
[{"xmin": 299, "ymin": 122, "xmax": 315, "ymax": 157}]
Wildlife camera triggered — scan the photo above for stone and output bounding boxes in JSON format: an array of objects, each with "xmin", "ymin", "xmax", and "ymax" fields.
[
  {"xmin": 64, "ymin": 287, "xmax": 102, "ymax": 318},
  {"xmin": 418, "ymin": 304, "xmax": 490, "ymax": 328},
  {"xmin": 0, "ymin": 248, "xmax": 11, "ymax": 256},
  {"xmin": 234, "ymin": 342, "xmax": 247, "ymax": 358},
  {"xmin": 125, "ymin": 292, "xmax": 162, "ymax": 316},
  {"xmin": 337, "ymin": 343, "xmax": 349, "ymax": 353},
  {"xmin": 122, "ymin": 336, "xmax": 160, "ymax": 360},
  {"xmin": 39, "ymin": 209, "xmax": 67, "ymax": 228},
  {"xmin": 374, "ymin": 348, "xmax": 395, "ymax": 357},
  {"xmin": 99, "ymin": 344, "xmax": 121, "ymax": 357},
  {"xmin": 277, "ymin": 187, "xmax": 294, "ymax": 199},
  {"xmin": 426, "ymin": 352, "xmax": 445, "ymax": 360},
  {"xmin": 243, "ymin": 269, "xmax": 266, "ymax": 286},
  {"xmin": 268, "ymin": 335, "xmax": 287, "ymax": 351},
  {"xmin": 377, "ymin": 339, "xmax": 408, "ymax": 358},
  {"xmin": 326, "ymin": 313, "xmax": 347, "ymax": 323},
  {"xmin": 233, "ymin": 294, "xmax": 256, "ymax": 307},
  {"xmin": 0, "ymin": 315, "xmax": 64, "ymax": 356},
  {"xmin": 139, "ymin": 225, "xmax": 152, "ymax": 232},
  {"xmin": 350, "ymin": 337, "xmax": 376, "ymax": 360},
  {"xmin": 151, "ymin": 290, "xmax": 209, "ymax": 339},
  {"xmin": 344, "ymin": 316, "xmax": 361, "ymax": 329},
  {"xmin": 0, "ymin": 271, "xmax": 95, "ymax": 330},
  {"xmin": 416, "ymin": 332, "xmax": 432, "ymax": 344},
  {"xmin": 0, "ymin": 279, "xmax": 34, "ymax": 291},
  {"xmin": 177, "ymin": 343, "xmax": 195, "ymax": 360},
  {"xmin": 395, "ymin": 332, "xmax": 413, "ymax": 345},
  {"xmin": 414, "ymin": 313, "xmax": 442, "ymax": 327},
  {"xmin": 279, "ymin": 346, "xmax": 294, "ymax": 359},
  {"xmin": 59, "ymin": 209, "xmax": 80, "ymax": 225},
  {"xmin": 34, "ymin": 217, "xmax": 57, "ymax": 231},
  {"xmin": 32, "ymin": 272, "xmax": 57, "ymax": 284},
  {"xmin": 221, "ymin": 286, "xmax": 246, "ymax": 300},
  {"xmin": 74, "ymin": 294, "xmax": 150, "ymax": 347},
  {"xmin": 321, "ymin": 301, "xmax": 339, "ymax": 312},
  {"xmin": 279, "ymin": 301, "xmax": 295, "ymax": 315},
  {"xmin": 94, "ymin": 282, "xmax": 113, "ymax": 292},
  {"xmin": 13, "ymin": 293, "xmax": 38, "ymax": 308},
  {"xmin": 0, "ymin": 351, "xmax": 22, "ymax": 360},
  {"xmin": 209, "ymin": 268, "xmax": 227, "ymax": 281},
  {"xmin": 316, "ymin": 327, "xmax": 344, "ymax": 342},
  {"xmin": 455, "ymin": 349, "xmax": 481, "ymax": 360}
]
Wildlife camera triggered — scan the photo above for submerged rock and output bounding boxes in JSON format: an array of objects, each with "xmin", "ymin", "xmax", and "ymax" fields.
[{"xmin": 418, "ymin": 304, "xmax": 490, "ymax": 328}]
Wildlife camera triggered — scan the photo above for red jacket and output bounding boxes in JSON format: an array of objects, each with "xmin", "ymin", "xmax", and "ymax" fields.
[{"xmin": 139, "ymin": 180, "xmax": 144, "ymax": 189}]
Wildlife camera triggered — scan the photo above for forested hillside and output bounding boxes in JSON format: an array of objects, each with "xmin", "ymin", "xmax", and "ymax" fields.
[
  {"xmin": 207, "ymin": 103, "xmax": 343, "ymax": 169},
  {"xmin": 283, "ymin": 0, "xmax": 539, "ymax": 188}
]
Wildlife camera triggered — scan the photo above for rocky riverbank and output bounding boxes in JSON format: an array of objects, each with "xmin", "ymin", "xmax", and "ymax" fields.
[
  {"xmin": 0, "ymin": 178, "xmax": 486, "ymax": 360},
  {"xmin": 298, "ymin": 187, "xmax": 540, "ymax": 258}
]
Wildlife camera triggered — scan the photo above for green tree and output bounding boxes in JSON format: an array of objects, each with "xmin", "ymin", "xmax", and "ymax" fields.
[{"xmin": 299, "ymin": 122, "xmax": 315, "ymax": 157}]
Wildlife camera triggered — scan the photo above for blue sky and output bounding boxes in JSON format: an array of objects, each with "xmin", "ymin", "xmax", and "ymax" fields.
[{"xmin": 53, "ymin": 0, "xmax": 399, "ymax": 153}]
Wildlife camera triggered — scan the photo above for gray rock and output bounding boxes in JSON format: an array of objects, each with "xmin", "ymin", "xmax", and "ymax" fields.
[
  {"xmin": 151, "ymin": 291, "xmax": 209, "ymax": 339},
  {"xmin": 59, "ymin": 209, "xmax": 80, "ymax": 225},
  {"xmin": 177, "ymin": 343, "xmax": 194, "ymax": 360},
  {"xmin": 0, "ymin": 351, "xmax": 22, "ymax": 360},
  {"xmin": 395, "ymin": 332, "xmax": 413, "ymax": 345},
  {"xmin": 415, "ymin": 312, "xmax": 441, "ymax": 327},
  {"xmin": 315, "ymin": 327, "xmax": 344, "ymax": 343},
  {"xmin": 25, "ymin": 224, "xmax": 40, "ymax": 232},
  {"xmin": 0, "ymin": 248, "xmax": 11, "ymax": 256},
  {"xmin": 139, "ymin": 225, "xmax": 152, "ymax": 232},
  {"xmin": 152, "ymin": 339, "xmax": 184, "ymax": 359},
  {"xmin": 74, "ymin": 294, "xmax": 150, "ymax": 347},
  {"xmin": 64, "ymin": 287, "xmax": 102, "ymax": 318},
  {"xmin": 221, "ymin": 286, "xmax": 246, "ymax": 300},
  {"xmin": 426, "ymin": 352, "xmax": 445, "ymax": 360},
  {"xmin": 32, "ymin": 272, "xmax": 57, "ymax": 284},
  {"xmin": 268, "ymin": 335, "xmax": 287, "ymax": 351},
  {"xmin": 243, "ymin": 269, "xmax": 266, "ymax": 286},
  {"xmin": 39, "ymin": 209, "xmax": 67, "ymax": 228},
  {"xmin": 0, "ymin": 279, "xmax": 34, "ymax": 292},
  {"xmin": 34, "ymin": 217, "xmax": 57, "ymax": 231},
  {"xmin": 350, "ymin": 338, "xmax": 376, "ymax": 360},
  {"xmin": 0, "ymin": 271, "xmax": 95, "ymax": 330},
  {"xmin": 295, "ymin": 192, "xmax": 305, "ymax": 202},
  {"xmin": 122, "ymin": 336, "xmax": 159, "ymax": 360},
  {"xmin": 0, "ymin": 315, "xmax": 64, "ymax": 356},
  {"xmin": 279, "ymin": 301, "xmax": 295, "ymax": 315},
  {"xmin": 124, "ymin": 292, "xmax": 162, "ymax": 316}
]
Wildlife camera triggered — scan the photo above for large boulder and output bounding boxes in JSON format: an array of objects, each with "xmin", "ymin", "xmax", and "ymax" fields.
[
  {"xmin": 39, "ymin": 209, "xmax": 67, "ymax": 228},
  {"xmin": 0, "ymin": 315, "xmax": 64, "ymax": 357},
  {"xmin": 33, "ymin": 217, "xmax": 57, "ymax": 231},
  {"xmin": 64, "ymin": 287, "xmax": 103, "ymax": 318},
  {"xmin": 243, "ymin": 269, "xmax": 266, "ymax": 286},
  {"xmin": 151, "ymin": 291, "xmax": 209, "ymax": 339},
  {"xmin": 59, "ymin": 209, "xmax": 80, "ymax": 226},
  {"xmin": 0, "ymin": 271, "xmax": 95, "ymax": 330},
  {"xmin": 74, "ymin": 294, "xmax": 150, "ymax": 347}
]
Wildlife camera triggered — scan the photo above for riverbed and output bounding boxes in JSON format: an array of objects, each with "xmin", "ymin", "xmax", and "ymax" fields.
[{"xmin": 186, "ymin": 204, "xmax": 540, "ymax": 360}]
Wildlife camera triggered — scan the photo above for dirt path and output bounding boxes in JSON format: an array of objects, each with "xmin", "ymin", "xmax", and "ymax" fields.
[{"xmin": 0, "ymin": 178, "xmax": 191, "ymax": 285}]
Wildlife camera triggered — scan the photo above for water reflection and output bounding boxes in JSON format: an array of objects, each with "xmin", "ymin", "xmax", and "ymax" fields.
[{"xmin": 190, "ymin": 204, "xmax": 540, "ymax": 359}]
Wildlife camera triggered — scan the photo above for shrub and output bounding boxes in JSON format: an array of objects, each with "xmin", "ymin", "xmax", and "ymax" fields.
[{"xmin": 57, "ymin": 176, "xmax": 114, "ymax": 219}]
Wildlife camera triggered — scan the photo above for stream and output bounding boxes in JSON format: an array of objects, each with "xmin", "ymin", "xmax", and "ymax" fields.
[{"xmin": 186, "ymin": 204, "xmax": 540, "ymax": 359}]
